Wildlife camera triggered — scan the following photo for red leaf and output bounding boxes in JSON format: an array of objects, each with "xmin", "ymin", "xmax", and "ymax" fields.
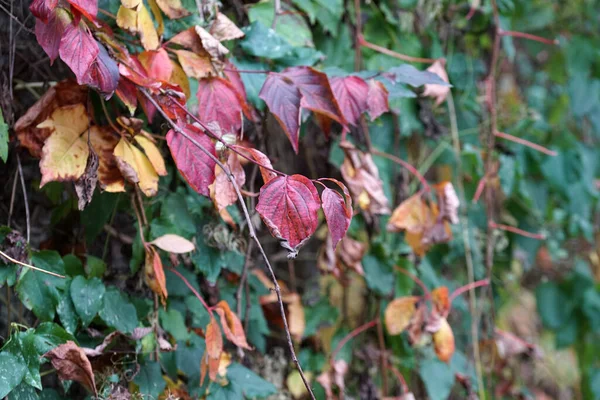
[
  {"xmin": 214, "ymin": 300, "xmax": 251, "ymax": 350},
  {"xmin": 166, "ymin": 123, "xmax": 216, "ymax": 197},
  {"xmin": 256, "ymin": 174, "xmax": 320, "ymax": 254},
  {"xmin": 118, "ymin": 56, "xmax": 162, "ymax": 90},
  {"xmin": 259, "ymin": 67, "xmax": 346, "ymax": 153},
  {"xmin": 138, "ymin": 48, "xmax": 173, "ymax": 82},
  {"xmin": 30, "ymin": 0, "xmax": 59, "ymax": 23},
  {"xmin": 196, "ymin": 77, "xmax": 248, "ymax": 134},
  {"xmin": 258, "ymin": 74, "xmax": 302, "ymax": 152},
  {"xmin": 115, "ymin": 78, "xmax": 138, "ymax": 114},
  {"xmin": 82, "ymin": 44, "xmax": 119, "ymax": 98},
  {"xmin": 233, "ymin": 145, "xmax": 277, "ymax": 184},
  {"xmin": 224, "ymin": 62, "xmax": 247, "ymax": 102},
  {"xmin": 35, "ymin": 9, "xmax": 69, "ymax": 64},
  {"xmin": 66, "ymin": 0, "xmax": 97, "ymax": 21},
  {"xmin": 59, "ymin": 22, "xmax": 99, "ymax": 84},
  {"xmin": 367, "ymin": 79, "xmax": 389, "ymax": 120},
  {"xmin": 330, "ymin": 76, "xmax": 369, "ymax": 126},
  {"xmin": 320, "ymin": 178, "xmax": 352, "ymax": 250}
]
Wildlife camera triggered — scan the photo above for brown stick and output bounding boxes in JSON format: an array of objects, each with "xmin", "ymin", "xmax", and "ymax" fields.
[
  {"xmin": 142, "ymin": 90, "xmax": 316, "ymax": 400},
  {"xmin": 494, "ymin": 131, "xmax": 557, "ymax": 156},
  {"xmin": 498, "ymin": 29, "xmax": 558, "ymax": 45},
  {"xmin": 359, "ymin": 36, "xmax": 438, "ymax": 64}
]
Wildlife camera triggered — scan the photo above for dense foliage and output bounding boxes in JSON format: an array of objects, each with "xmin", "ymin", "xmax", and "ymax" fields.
[{"xmin": 0, "ymin": 0, "xmax": 599, "ymax": 399}]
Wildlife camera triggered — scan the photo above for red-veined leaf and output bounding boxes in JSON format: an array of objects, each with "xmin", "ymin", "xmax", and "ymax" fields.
[
  {"xmin": 223, "ymin": 61, "xmax": 247, "ymax": 102},
  {"xmin": 320, "ymin": 178, "xmax": 352, "ymax": 250},
  {"xmin": 66, "ymin": 0, "xmax": 98, "ymax": 21},
  {"xmin": 330, "ymin": 76, "xmax": 368, "ymax": 126},
  {"xmin": 82, "ymin": 44, "xmax": 119, "ymax": 98},
  {"xmin": 259, "ymin": 73, "xmax": 302, "ymax": 152},
  {"xmin": 196, "ymin": 77, "xmax": 248, "ymax": 134},
  {"xmin": 214, "ymin": 300, "xmax": 251, "ymax": 349},
  {"xmin": 233, "ymin": 146, "xmax": 277, "ymax": 184},
  {"xmin": 366, "ymin": 79, "xmax": 389, "ymax": 120},
  {"xmin": 115, "ymin": 78, "xmax": 138, "ymax": 115},
  {"xmin": 256, "ymin": 174, "xmax": 320, "ymax": 255},
  {"xmin": 30, "ymin": 0, "xmax": 59, "ymax": 23},
  {"xmin": 35, "ymin": 8, "xmax": 70, "ymax": 64},
  {"xmin": 138, "ymin": 48, "xmax": 173, "ymax": 81},
  {"xmin": 166, "ymin": 123, "xmax": 216, "ymax": 197},
  {"xmin": 59, "ymin": 22, "xmax": 100, "ymax": 84}
]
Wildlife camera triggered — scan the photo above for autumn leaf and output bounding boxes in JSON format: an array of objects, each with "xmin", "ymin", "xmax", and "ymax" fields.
[
  {"xmin": 204, "ymin": 317, "xmax": 223, "ymax": 383},
  {"xmin": 432, "ymin": 317, "xmax": 455, "ymax": 362},
  {"xmin": 133, "ymin": 134, "xmax": 167, "ymax": 176},
  {"xmin": 137, "ymin": 3, "xmax": 160, "ymax": 50},
  {"xmin": 30, "ymin": 0, "xmax": 58, "ymax": 23},
  {"xmin": 138, "ymin": 49, "xmax": 173, "ymax": 82},
  {"xmin": 144, "ymin": 245, "xmax": 167, "ymax": 303},
  {"xmin": 113, "ymin": 137, "xmax": 159, "ymax": 196},
  {"xmin": 116, "ymin": 5, "xmax": 137, "ymax": 32},
  {"xmin": 320, "ymin": 178, "xmax": 353, "ymax": 250},
  {"xmin": 35, "ymin": 9, "xmax": 69, "ymax": 64},
  {"xmin": 340, "ymin": 141, "xmax": 390, "ymax": 216},
  {"xmin": 150, "ymin": 234, "xmax": 195, "ymax": 253},
  {"xmin": 210, "ymin": 150, "xmax": 246, "ymax": 212},
  {"xmin": 155, "ymin": 0, "xmax": 190, "ymax": 19},
  {"xmin": 169, "ymin": 59, "xmax": 191, "ymax": 99},
  {"xmin": 256, "ymin": 174, "xmax": 321, "ymax": 256},
  {"xmin": 435, "ymin": 181, "xmax": 460, "ymax": 224},
  {"xmin": 384, "ymin": 296, "xmax": 419, "ymax": 335},
  {"xmin": 175, "ymin": 50, "xmax": 214, "ymax": 80},
  {"xmin": 214, "ymin": 300, "xmax": 251, "ymax": 349},
  {"xmin": 387, "ymin": 194, "xmax": 432, "ymax": 233},
  {"xmin": 233, "ymin": 146, "xmax": 277, "ymax": 184},
  {"xmin": 37, "ymin": 103, "xmax": 90, "ymax": 187},
  {"xmin": 431, "ymin": 286, "xmax": 450, "ymax": 317},
  {"xmin": 59, "ymin": 22, "xmax": 100, "ymax": 85},
  {"xmin": 330, "ymin": 75, "xmax": 369, "ymax": 126},
  {"xmin": 260, "ymin": 67, "xmax": 346, "ymax": 152},
  {"xmin": 43, "ymin": 341, "xmax": 98, "ymax": 396},
  {"xmin": 209, "ymin": 12, "xmax": 245, "ymax": 42},
  {"xmin": 166, "ymin": 123, "xmax": 216, "ymax": 197},
  {"xmin": 422, "ymin": 59, "xmax": 450, "ymax": 106},
  {"xmin": 169, "ymin": 26, "xmax": 205, "ymax": 54},
  {"xmin": 196, "ymin": 77, "xmax": 248, "ymax": 134},
  {"xmin": 366, "ymin": 79, "xmax": 390, "ymax": 120},
  {"xmin": 195, "ymin": 25, "xmax": 229, "ymax": 59},
  {"xmin": 87, "ymin": 126, "xmax": 124, "ymax": 192},
  {"xmin": 66, "ymin": 0, "xmax": 98, "ymax": 22},
  {"xmin": 74, "ymin": 145, "xmax": 99, "ymax": 210},
  {"xmin": 82, "ymin": 44, "xmax": 119, "ymax": 98}
]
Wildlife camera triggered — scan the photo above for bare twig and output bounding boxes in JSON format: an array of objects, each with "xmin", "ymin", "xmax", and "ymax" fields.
[
  {"xmin": 236, "ymin": 241, "xmax": 253, "ymax": 322},
  {"xmin": 0, "ymin": 249, "xmax": 65, "ymax": 278},
  {"xmin": 359, "ymin": 36, "xmax": 438, "ymax": 64},
  {"xmin": 498, "ymin": 29, "xmax": 558, "ymax": 45},
  {"xmin": 376, "ymin": 316, "xmax": 389, "ymax": 396},
  {"xmin": 143, "ymin": 90, "xmax": 316, "ymax": 399},
  {"xmin": 371, "ymin": 149, "xmax": 430, "ymax": 192},
  {"xmin": 330, "ymin": 319, "xmax": 377, "ymax": 365},
  {"xmin": 494, "ymin": 131, "xmax": 557, "ymax": 156},
  {"xmin": 489, "ymin": 221, "xmax": 545, "ymax": 240},
  {"xmin": 16, "ymin": 154, "xmax": 30, "ymax": 243},
  {"xmin": 169, "ymin": 267, "xmax": 212, "ymax": 313},
  {"xmin": 7, "ymin": 168, "xmax": 19, "ymax": 226},
  {"xmin": 394, "ymin": 265, "xmax": 430, "ymax": 297}
]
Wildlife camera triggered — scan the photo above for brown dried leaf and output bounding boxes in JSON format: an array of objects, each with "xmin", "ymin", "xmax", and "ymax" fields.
[
  {"xmin": 210, "ymin": 151, "xmax": 246, "ymax": 213},
  {"xmin": 155, "ymin": 0, "xmax": 190, "ymax": 19},
  {"xmin": 74, "ymin": 143, "xmax": 99, "ymax": 210},
  {"xmin": 44, "ymin": 341, "xmax": 97, "ymax": 396},
  {"xmin": 435, "ymin": 181, "xmax": 460, "ymax": 224},
  {"xmin": 89, "ymin": 126, "xmax": 125, "ymax": 192},
  {"xmin": 175, "ymin": 49, "xmax": 215, "ymax": 79},
  {"xmin": 387, "ymin": 194, "xmax": 432, "ymax": 233},
  {"xmin": 209, "ymin": 12, "xmax": 244, "ymax": 42},
  {"xmin": 195, "ymin": 25, "xmax": 229, "ymax": 59},
  {"xmin": 214, "ymin": 300, "xmax": 251, "ymax": 349},
  {"xmin": 144, "ymin": 245, "xmax": 167, "ymax": 304},
  {"xmin": 422, "ymin": 59, "xmax": 450, "ymax": 106}
]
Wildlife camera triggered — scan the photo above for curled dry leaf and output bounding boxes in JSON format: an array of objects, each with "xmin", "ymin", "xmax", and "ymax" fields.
[
  {"xmin": 74, "ymin": 143, "xmax": 99, "ymax": 210},
  {"xmin": 431, "ymin": 286, "xmax": 450, "ymax": 317},
  {"xmin": 256, "ymin": 174, "xmax": 321, "ymax": 257},
  {"xmin": 155, "ymin": 0, "xmax": 190, "ymax": 19},
  {"xmin": 43, "ymin": 341, "xmax": 98, "ymax": 396},
  {"xmin": 37, "ymin": 103, "xmax": 90, "ymax": 187},
  {"xmin": 210, "ymin": 150, "xmax": 246, "ymax": 213},
  {"xmin": 113, "ymin": 137, "xmax": 159, "ymax": 196},
  {"xmin": 494, "ymin": 328, "xmax": 542, "ymax": 360},
  {"xmin": 432, "ymin": 317, "xmax": 455, "ymax": 362},
  {"xmin": 340, "ymin": 141, "xmax": 390, "ymax": 216},
  {"xmin": 214, "ymin": 300, "xmax": 251, "ymax": 349},
  {"xmin": 89, "ymin": 126, "xmax": 125, "ymax": 192},
  {"xmin": 144, "ymin": 245, "xmax": 167, "ymax": 304},
  {"xmin": 150, "ymin": 234, "xmax": 195, "ymax": 253},
  {"xmin": 435, "ymin": 181, "xmax": 460, "ymax": 224},
  {"xmin": 195, "ymin": 25, "xmax": 230, "ymax": 60},
  {"xmin": 209, "ymin": 12, "xmax": 245, "ymax": 42},
  {"xmin": 367, "ymin": 79, "xmax": 390, "ymax": 120},
  {"xmin": 175, "ymin": 50, "xmax": 214, "ymax": 80},
  {"xmin": 384, "ymin": 296, "xmax": 419, "ymax": 335},
  {"xmin": 202, "ymin": 317, "xmax": 223, "ymax": 384},
  {"xmin": 422, "ymin": 59, "xmax": 450, "ymax": 106}
]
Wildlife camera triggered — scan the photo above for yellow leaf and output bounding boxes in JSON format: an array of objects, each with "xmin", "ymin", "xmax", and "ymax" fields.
[
  {"xmin": 174, "ymin": 49, "xmax": 214, "ymax": 79},
  {"xmin": 116, "ymin": 5, "xmax": 137, "ymax": 33},
  {"xmin": 387, "ymin": 194, "xmax": 432, "ymax": 233},
  {"xmin": 37, "ymin": 104, "xmax": 90, "ymax": 187},
  {"xmin": 89, "ymin": 126, "xmax": 125, "ymax": 193},
  {"xmin": 147, "ymin": 0, "xmax": 164, "ymax": 36},
  {"xmin": 433, "ymin": 317, "xmax": 455, "ymax": 363},
  {"xmin": 134, "ymin": 134, "xmax": 167, "ymax": 176},
  {"xmin": 155, "ymin": 0, "xmax": 190, "ymax": 19},
  {"xmin": 384, "ymin": 296, "xmax": 419, "ymax": 335},
  {"xmin": 285, "ymin": 293, "xmax": 305, "ymax": 341},
  {"xmin": 137, "ymin": 3, "xmax": 159, "ymax": 51},
  {"xmin": 113, "ymin": 138, "xmax": 159, "ymax": 196},
  {"xmin": 120, "ymin": 0, "xmax": 141, "ymax": 8},
  {"xmin": 169, "ymin": 60, "xmax": 191, "ymax": 99}
]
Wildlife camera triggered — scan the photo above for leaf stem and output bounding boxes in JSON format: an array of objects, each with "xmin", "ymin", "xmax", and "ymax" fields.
[
  {"xmin": 394, "ymin": 265, "xmax": 430, "ymax": 298},
  {"xmin": 143, "ymin": 89, "xmax": 317, "ymax": 400},
  {"xmin": 489, "ymin": 221, "xmax": 545, "ymax": 240},
  {"xmin": 168, "ymin": 267, "xmax": 212, "ymax": 314},
  {"xmin": 358, "ymin": 35, "xmax": 438, "ymax": 64},
  {"xmin": 0, "ymin": 249, "xmax": 65, "ymax": 278},
  {"xmin": 330, "ymin": 319, "xmax": 377, "ymax": 365},
  {"xmin": 371, "ymin": 148, "xmax": 430, "ymax": 192},
  {"xmin": 494, "ymin": 131, "xmax": 557, "ymax": 156},
  {"xmin": 448, "ymin": 279, "xmax": 490, "ymax": 304},
  {"xmin": 498, "ymin": 29, "xmax": 558, "ymax": 45}
]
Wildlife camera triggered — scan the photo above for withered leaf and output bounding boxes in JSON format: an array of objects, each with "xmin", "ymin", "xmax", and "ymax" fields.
[{"xmin": 44, "ymin": 341, "xmax": 98, "ymax": 396}]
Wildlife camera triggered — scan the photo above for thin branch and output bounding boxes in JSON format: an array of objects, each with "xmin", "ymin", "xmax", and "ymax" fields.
[
  {"xmin": 16, "ymin": 154, "xmax": 30, "ymax": 243},
  {"xmin": 498, "ymin": 29, "xmax": 558, "ymax": 45},
  {"xmin": 449, "ymin": 279, "xmax": 490, "ymax": 304},
  {"xmin": 371, "ymin": 149, "xmax": 430, "ymax": 192},
  {"xmin": 223, "ymin": 68, "xmax": 270, "ymax": 75},
  {"xmin": 358, "ymin": 35, "xmax": 437, "ymax": 64},
  {"xmin": 494, "ymin": 131, "xmax": 557, "ymax": 156},
  {"xmin": 142, "ymin": 90, "xmax": 316, "ymax": 400},
  {"xmin": 168, "ymin": 267, "xmax": 212, "ymax": 314},
  {"xmin": 389, "ymin": 365, "xmax": 409, "ymax": 394},
  {"xmin": 330, "ymin": 319, "xmax": 377, "ymax": 365},
  {"xmin": 7, "ymin": 168, "xmax": 18, "ymax": 226},
  {"xmin": 472, "ymin": 175, "xmax": 487, "ymax": 204},
  {"xmin": 0, "ymin": 249, "xmax": 65, "ymax": 278},
  {"xmin": 353, "ymin": 0, "xmax": 363, "ymax": 71},
  {"xmin": 394, "ymin": 266, "xmax": 430, "ymax": 298},
  {"xmin": 489, "ymin": 221, "xmax": 545, "ymax": 240},
  {"xmin": 376, "ymin": 316, "xmax": 389, "ymax": 396},
  {"xmin": 236, "ymin": 241, "xmax": 253, "ymax": 323}
]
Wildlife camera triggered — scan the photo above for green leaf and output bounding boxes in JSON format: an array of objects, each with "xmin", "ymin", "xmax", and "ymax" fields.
[
  {"xmin": 165, "ymin": 267, "xmax": 199, "ymax": 297},
  {"xmin": 82, "ymin": 192, "xmax": 120, "ymax": 244},
  {"xmin": 16, "ymin": 251, "xmax": 66, "ymax": 321},
  {"xmin": 227, "ymin": 363, "xmax": 277, "ymax": 398},
  {"xmin": 248, "ymin": 1, "xmax": 313, "ymax": 48},
  {"xmin": 419, "ymin": 357, "xmax": 455, "ymax": 400},
  {"xmin": 175, "ymin": 333, "xmax": 205, "ymax": 381},
  {"xmin": 85, "ymin": 256, "xmax": 106, "ymax": 278},
  {"xmin": 536, "ymin": 282, "xmax": 573, "ymax": 330},
  {"xmin": 362, "ymin": 255, "xmax": 393, "ymax": 296},
  {"xmin": 57, "ymin": 281, "xmax": 79, "ymax": 334},
  {"xmin": 18, "ymin": 330, "xmax": 43, "ymax": 390},
  {"xmin": 240, "ymin": 22, "xmax": 293, "ymax": 60},
  {"xmin": 159, "ymin": 309, "xmax": 189, "ymax": 341},
  {"xmin": 134, "ymin": 361, "xmax": 166, "ymax": 399},
  {"xmin": 583, "ymin": 289, "xmax": 600, "ymax": 332},
  {"xmin": 304, "ymin": 299, "xmax": 339, "ymax": 337},
  {"xmin": 0, "ymin": 108, "xmax": 8, "ymax": 163},
  {"xmin": 7, "ymin": 382, "xmax": 39, "ymax": 400},
  {"xmin": 39, "ymin": 389, "xmax": 65, "ymax": 400},
  {"xmin": 0, "ymin": 350, "xmax": 27, "ymax": 398},
  {"xmin": 99, "ymin": 288, "xmax": 138, "ymax": 334},
  {"xmin": 70, "ymin": 276, "xmax": 105, "ymax": 326},
  {"xmin": 62, "ymin": 254, "xmax": 84, "ymax": 277},
  {"xmin": 388, "ymin": 64, "xmax": 451, "ymax": 87},
  {"xmin": 32, "ymin": 323, "xmax": 75, "ymax": 355}
]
